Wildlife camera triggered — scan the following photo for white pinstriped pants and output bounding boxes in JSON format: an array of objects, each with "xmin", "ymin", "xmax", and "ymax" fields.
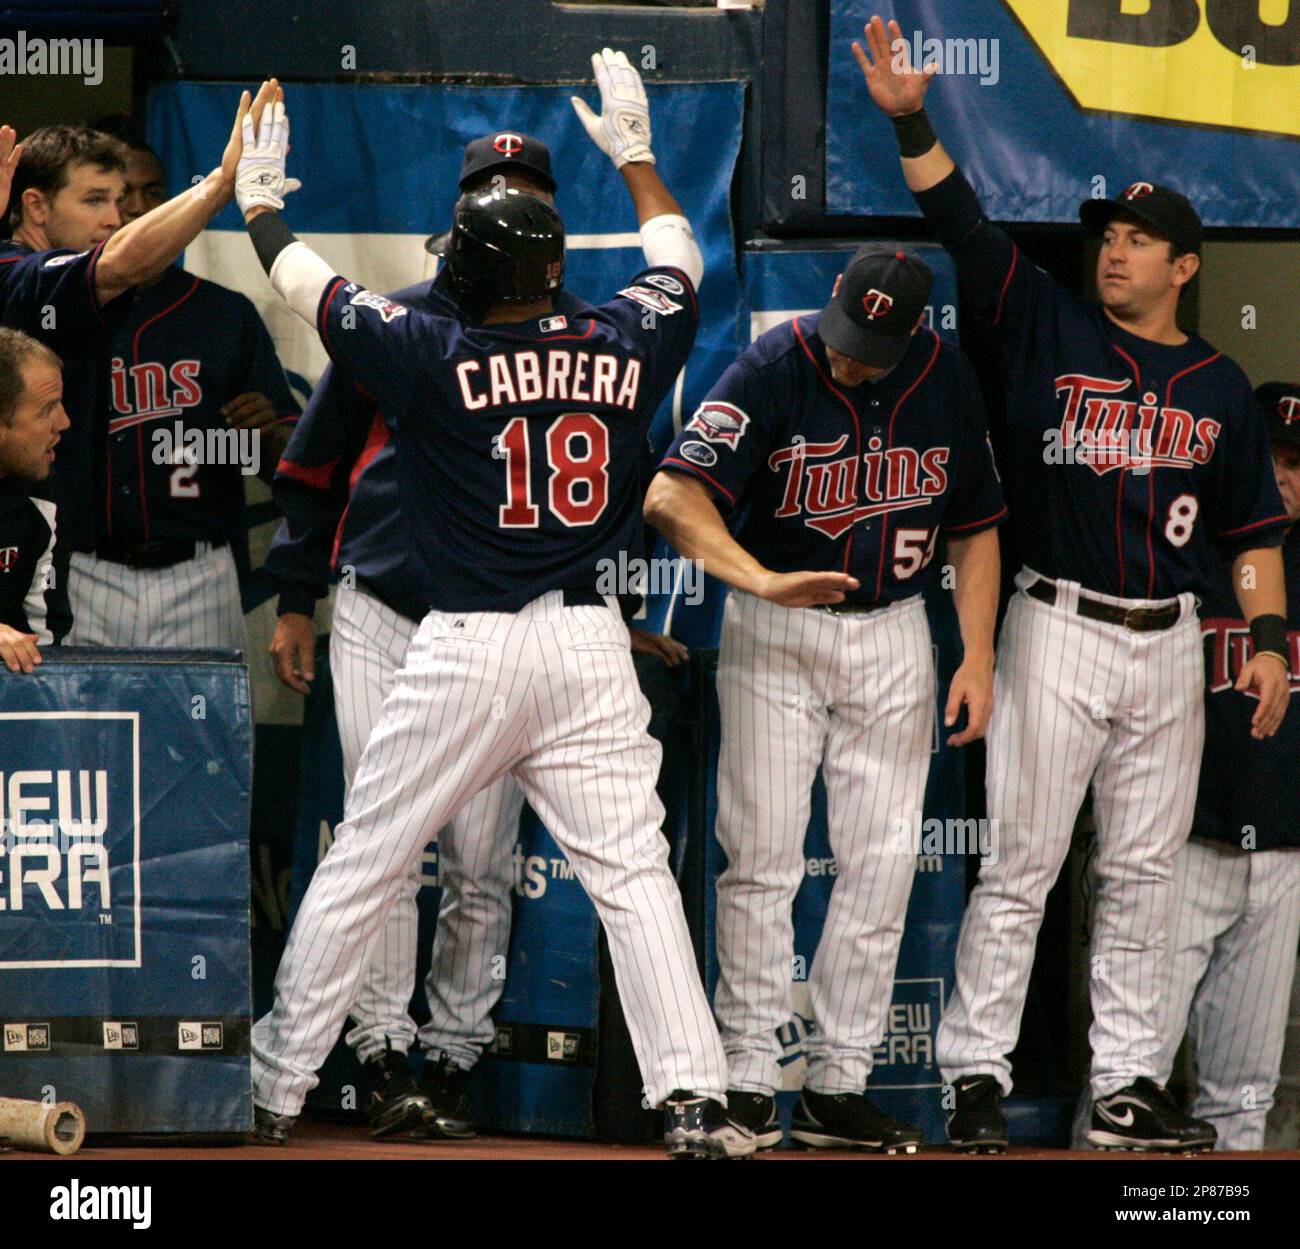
[
  {"xmin": 938, "ymin": 569, "xmax": 1204, "ymax": 1100},
  {"xmin": 714, "ymin": 591, "xmax": 934, "ymax": 1096},
  {"xmin": 330, "ymin": 585, "xmax": 523, "ymax": 1068},
  {"xmin": 66, "ymin": 545, "xmax": 248, "ymax": 651},
  {"xmin": 1071, "ymin": 838, "xmax": 1300, "ymax": 1150},
  {"xmin": 253, "ymin": 591, "xmax": 726, "ymax": 1115}
]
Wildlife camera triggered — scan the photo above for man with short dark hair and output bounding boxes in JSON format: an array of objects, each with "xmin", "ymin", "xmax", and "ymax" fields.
[
  {"xmin": 856, "ymin": 14, "xmax": 1289, "ymax": 1153},
  {"xmin": 0, "ymin": 327, "xmax": 71, "ymax": 671}
]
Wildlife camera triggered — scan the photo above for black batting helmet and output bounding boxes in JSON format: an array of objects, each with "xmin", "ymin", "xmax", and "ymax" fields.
[{"xmin": 435, "ymin": 187, "xmax": 565, "ymax": 310}]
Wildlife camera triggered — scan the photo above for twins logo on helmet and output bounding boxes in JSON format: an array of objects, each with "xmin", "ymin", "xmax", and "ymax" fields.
[{"xmin": 686, "ymin": 401, "xmax": 750, "ymax": 448}]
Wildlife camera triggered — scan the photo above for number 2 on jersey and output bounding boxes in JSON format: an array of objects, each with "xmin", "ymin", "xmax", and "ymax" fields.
[{"xmin": 498, "ymin": 413, "xmax": 610, "ymax": 528}]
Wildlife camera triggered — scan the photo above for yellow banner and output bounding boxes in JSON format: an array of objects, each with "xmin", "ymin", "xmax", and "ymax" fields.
[{"xmin": 1003, "ymin": 0, "xmax": 1299, "ymax": 138}]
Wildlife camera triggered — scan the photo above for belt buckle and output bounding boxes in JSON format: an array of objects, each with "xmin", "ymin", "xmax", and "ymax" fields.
[{"xmin": 1122, "ymin": 604, "xmax": 1171, "ymax": 631}]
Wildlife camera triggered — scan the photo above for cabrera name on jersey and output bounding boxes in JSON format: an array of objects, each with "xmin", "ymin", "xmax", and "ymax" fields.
[{"xmin": 314, "ymin": 266, "xmax": 698, "ymax": 612}]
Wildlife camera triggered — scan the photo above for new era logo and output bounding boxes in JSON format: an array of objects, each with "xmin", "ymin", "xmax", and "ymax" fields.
[
  {"xmin": 545, "ymin": 1031, "xmax": 579, "ymax": 1061},
  {"xmin": 103, "ymin": 1022, "xmax": 139, "ymax": 1050},
  {"xmin": 178, "ymin": 1021, "xmax": 223, "ymax": 1051},
  {"xmin": 4, "ymin": 1023, "xmax": 51, "ymax": 1051}
]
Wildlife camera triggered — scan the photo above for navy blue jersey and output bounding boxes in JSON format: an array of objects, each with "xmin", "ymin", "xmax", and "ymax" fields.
[
  {"xmin": 312, "ymin": 266, "xmax": 697, "ymax": 612},
  {"xmin": 660, "ymin": 316, "xmax": 1006, "ymax": 605},
  {"xmin": 0, "ymin": 472, "xmax": 71, "ymax": 645},
  {"xmin": 268, "ymin": 274, "xmax": 597, "ymax": 618},
  {"xmin": 103, "ymin": 267, "xmax": 297, "ymax": 546},
  {"xmin": 0, "ymin": 240, "xmax": 131, "ymax": 551},
  {"xmin": 1194, "ymin": 527, "xmax": 1300, "ymax": 851},
  {"xmin": 913, "ymin": 171, "xmax": 1287, "ymax": 600}
]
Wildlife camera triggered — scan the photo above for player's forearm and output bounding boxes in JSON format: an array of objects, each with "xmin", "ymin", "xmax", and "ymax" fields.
[
  {"xmin": 621, "ymin": 162, "xmax": 682, "ymax": 224},
  {"xmin": 644, "ymin": 471, "xmax": 768, "ymax": 595},
  {"xmin": 246, "ymin": 209, "xmax": 334, "ymax": 325},
  {"xmin": 95, "ymin": 169, "xmax": 234, "ymax": 302},
  {"xmin": 947, "ymin": 528, "xmax": 1000, "ymax": 665},
  {"xmin": 622, "ymin": 166, "xmax": 704, "ymax": 288},
  {"xmin": 1231, "ymin": 546, "xmax": 1286, "ymax": 620}
]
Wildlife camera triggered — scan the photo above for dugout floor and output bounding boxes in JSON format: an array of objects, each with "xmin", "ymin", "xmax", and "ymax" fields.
[{"xmin": 14, "ymin": 1120, "xmax": 1300, "ymax": 1160}]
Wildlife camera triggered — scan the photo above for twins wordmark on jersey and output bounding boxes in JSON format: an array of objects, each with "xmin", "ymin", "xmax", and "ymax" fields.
[
  {"xmin": 1203, "ymin": 619, "xmax": 1300, "ymax": 696},
  {"xmin": 661, "ymin": 315, "xmax": 1005, "ymax": 604},
  {"xmin": 102, "ymin": 267, "xmax": 298, "ymax": 545}
]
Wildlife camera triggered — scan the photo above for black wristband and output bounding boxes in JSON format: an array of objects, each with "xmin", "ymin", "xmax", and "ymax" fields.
[
  {"xmin": 891, "ymin": 109, "xmax": 938, "ymax": 158},
  {"xmin": 1250, "ymin": 613, "xmax": 1288, "ymax": 661},
  {"xmin": 247, "ymin": 210, "xmax": 298, "ymax": 276}
]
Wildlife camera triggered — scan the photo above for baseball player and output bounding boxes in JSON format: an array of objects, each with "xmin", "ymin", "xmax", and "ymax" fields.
[
  {"xmin": 65, "ymin": 135, "xmax": 298, "ymax": 650},
  {"xmin": 267, "ymin": 125, "xmax": 685, "ymax": 1139},
  {"xmin": 239, "ymin": 72, "xmax": 754, "ymax": 1159},
  {"xmin": 1071, "ymin": 382, "xmax": 1300, "ymax": 1152},
  {"xmin": 647, "ymin": 246, "xmax": 1007, "ymax": 1151},
  {"xmin": 0, "ymin": 328, "xmax": 71, "ymax": 669},
  {"xmin": 856, "ymin": 15, "xmax": 1291, "ymax": 1152},
  {"xmin": 1, "ymin": 85, "xmax": 286, "ymax": 568}
]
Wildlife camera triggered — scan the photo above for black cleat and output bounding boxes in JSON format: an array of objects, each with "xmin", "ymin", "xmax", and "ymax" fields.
[
  {"xmin": 1087, "ymin": 1078, "xmax": 1216, "ymax": 1153},
  {"xmin": 364, "ymin": 1045, "xmax": 434, "ymax": 1138},
  {"xmin": 946, "ymin": 1075, "xmax": 1008, "ymax": 1154},
  {"xmin": 414, "ymin": 1051, "xmax": 477, "ymax": 1140},
  {"xmin": 791, "ymin": 1089, "xmax": 923, "ymax": 1153},
  {"xmin": 664, "ymin": 1090, "xmax": 757, "ymax": 1159},
  {"xmin": 250, "ymin": 1105, "xmax": 296, "ymax": 1146},
  {"xmin": 725, "ymin": 1090, "xmax": 784, "ymax": 1150}
]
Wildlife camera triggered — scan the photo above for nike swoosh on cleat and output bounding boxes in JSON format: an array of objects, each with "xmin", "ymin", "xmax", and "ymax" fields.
[{"xmin": 1098, "ymin": 1106, "xmax": 1136, "ymax": 1128}]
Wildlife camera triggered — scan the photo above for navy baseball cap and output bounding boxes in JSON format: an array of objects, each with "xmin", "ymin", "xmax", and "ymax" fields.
[
  {"xmin": 459, "ymin": 131, "xmax": 556, "ymax": 194},
  {"xmin": 427, "ymin": 132, "xmax": 557, "ymax": 256},
  {"xmin": 818, "ymin": 246, "xmax": 934, "ymax": 370},
  {"xmin": 1258, "ymin": 381, "xmax": 1300, "ymax": 450},
  {"xmin": 1080, "ymin": 181, "xmax": 1203, "ymax": 255}
]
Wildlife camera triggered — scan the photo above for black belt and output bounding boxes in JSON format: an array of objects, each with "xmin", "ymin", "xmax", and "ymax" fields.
[
  {"xmin": 812, "ymin": 599, "xmax": 888, "ymax": 615},
  {"xmin": 1025, "ymin": 577, "xmax": 1181, "ymax": 632},
  {"xmin": 95, "ymin": 537, "xmax": 227, "ymax": 570},
  {"xmin": 561, "ymin": 589, "xmax": 606, "ymax": 608}
]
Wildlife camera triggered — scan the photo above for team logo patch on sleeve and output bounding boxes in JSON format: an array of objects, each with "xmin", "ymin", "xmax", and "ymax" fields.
[
  {"xmin": 686, "ymin": 401, "xmax": 750, "ymax": 448},
  {"xmin": 618, "ymin": 286, "xmax": 683, "ymax": 316},
  {"xmin": 42, "ymin": 251, "xmax": 88, "ymax": 268},
  {"xmin": 678, "ymin": 440, "xmax": 718, "ymax": 468},
  {"xmin": 348, "ymin": 290, "xmax": 409, "ymax": 322}
]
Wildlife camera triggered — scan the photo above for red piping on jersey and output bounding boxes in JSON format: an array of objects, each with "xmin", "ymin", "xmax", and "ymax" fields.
[
  {"xmin": 330, "ymin": 411, "xmax": 391, "ymax": 571},
  {"xmin": 993, "ymin": 246, "xmax": 1019, "ymax": 327},
  {"xmin": 875, "ymin": 330, "xmax": 941, "ymax": 599},
  {"xmin": 1155, "ymin": 351, "xmax": 1221, "ymax": 595},
  {"xmin": 1107, "ymin": 342, "xmax": 1142, "ymax": 596},
  {"xmin": 128, "ymin": 274, "xmax": 201, "ymax": 541},
  {"xmin": 944, "ymin": 505, "xmax": 1008, "ymax": 534},
  {"xmin": 792, "ymin": 316, "xmax": 863, "ymax": 580},
  {"xmin": 661, "ymin": 458, "xmax": 736, "ymax": 506},
  {"xmin": 1220, "ymin": 513, "xmax": 1289, "ymax": 539},
  {"xmin": 277, "ymin": 456, "xmax": 338, "ymax": 491}
]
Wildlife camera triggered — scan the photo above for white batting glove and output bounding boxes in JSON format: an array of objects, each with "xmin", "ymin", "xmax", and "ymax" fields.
[
  {"xmin": 570, "ymin": 47, "xmax": 654, "ymax": 168},
  {"xmin": 235, "ymin": 99, "xmax": 302, "ymax": 215}
]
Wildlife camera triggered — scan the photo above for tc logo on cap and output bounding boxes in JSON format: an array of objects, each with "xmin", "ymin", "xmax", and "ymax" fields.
[
  {"xmin": 1122, "ymin": 182, "xmax": 1155, "ymax": 200},
  {"xmin": 1280, "ymin": 396, "xmax": 1300, "ymax": 425},
  {"xmin": 0, "ymin": 546, "xmax": 17, "ymax": 571},
  {"xmin": 861, "ymin": 289, "xmax": 894, "ymax": 319},
  {"xmin": 493, "ymin": 133, "xmax": 524, "ymax": 157}
]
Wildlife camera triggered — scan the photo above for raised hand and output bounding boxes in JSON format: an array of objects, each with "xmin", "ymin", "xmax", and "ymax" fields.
[
  {"xmin": 0, "ymin": 125, "xmax": 22, "ymax": 223},
  {"xmin": 852, "ymin": 15, "xmax": 935, "ymax": 117},
  {"xmin": 571, "ymin": 47, "xmax": 654, "ymax": 168},
  {"xmin": 234, "ymin": 81, "xmax": 302, "ymax": 217}
]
